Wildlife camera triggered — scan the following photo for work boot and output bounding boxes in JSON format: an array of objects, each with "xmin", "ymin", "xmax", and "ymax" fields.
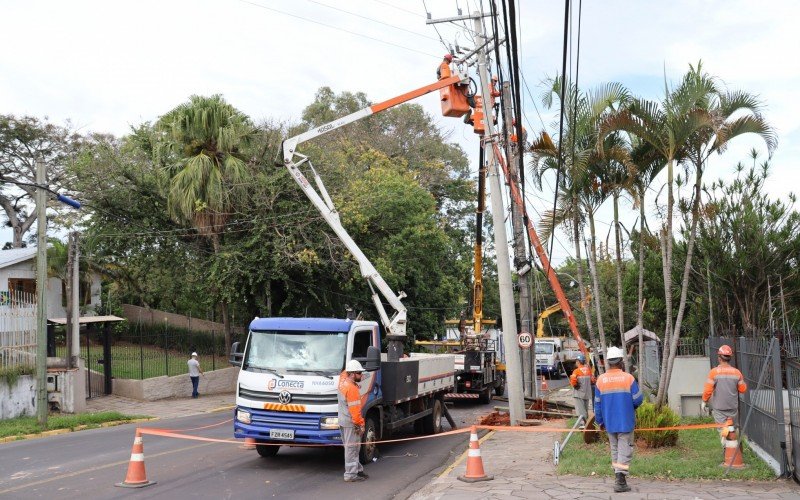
[
  {"xmin": 613, "ymin": 472, "xmax": 631, "ymax": 493},
  {"xmin": 344, "ymin": 475, "xmax": 366, "ymax": 482},
  {"xmin": 357, "ymin": 471, "xmax": 369, "ymax": 479}
]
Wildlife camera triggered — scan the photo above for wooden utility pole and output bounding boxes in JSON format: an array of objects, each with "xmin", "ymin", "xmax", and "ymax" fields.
[
  {"xmin": 35, "ymin": 159, "xmax": 48, "ymax": 425},
  {"xmin": 502, "ymin": 81, "xmax": 535, "ymax": 399}
]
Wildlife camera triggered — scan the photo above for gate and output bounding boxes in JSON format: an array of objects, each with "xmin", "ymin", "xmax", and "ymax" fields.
[
  {"xmin": 710, "ymin": 336, "xmax": 788, "ymax": 475},
  {"xmin": 786, "ymin": 359, "xmax": 800, "ymax": 482},
  {"xmin": 83, "ymin": 326, "xmax": 108, "ymax": 398}
]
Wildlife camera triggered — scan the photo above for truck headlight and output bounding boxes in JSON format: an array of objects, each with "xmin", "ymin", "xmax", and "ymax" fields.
[
  {"xmin": 236, "ymin": 409, "xmax": 252, "ymax": 424},
  {"xmin": 320, "ymin": 417, "xmax": 339, "ymax": 430}
]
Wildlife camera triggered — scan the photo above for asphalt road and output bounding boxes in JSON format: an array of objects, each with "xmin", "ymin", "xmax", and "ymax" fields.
[{"xmin": 0, "ymin": 400, "xmax": 501, "ymax": 500}]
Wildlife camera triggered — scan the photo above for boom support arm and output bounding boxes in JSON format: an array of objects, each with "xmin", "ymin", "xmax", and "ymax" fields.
[{"xmin": 280, "ymin": 75, "xmax": 466, "ymax": 349}]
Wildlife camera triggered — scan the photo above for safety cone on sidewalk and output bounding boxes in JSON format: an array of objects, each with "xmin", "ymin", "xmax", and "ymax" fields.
[
  {"xmin": 457, "ymin": 426, "xmax": 494, "ymax": 483},
  {"xmin": 721, "ymin": 418, "xmax": 745, "ymax": 469},
  {"xmin": 241, "ymin": 437, "xmax": 257, "ymax": 450},
  {"xmin": 541, "ymin": 375, "xmax": 549, "ymax": 392},
  {"xmin": 115, "ymin": 430, "xmax": 156, "ymax": 488}
]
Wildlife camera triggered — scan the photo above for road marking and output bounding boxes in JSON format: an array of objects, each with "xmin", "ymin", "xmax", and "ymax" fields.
[
  {"xmin": 0, "ymin": 442, "xmax": 213, "ymax": 494},
  {"xmin": 208, "ymin": 405, "xmax": 235, "ymax": 413},
  {"xmin": 437, "ymin": 430, "xmax": 495, "ymax": 478}
]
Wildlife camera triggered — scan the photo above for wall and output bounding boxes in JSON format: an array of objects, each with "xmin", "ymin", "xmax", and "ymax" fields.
[
  {"xmin": 0, "ymin": 374, "xmax": 36, "ymax": 419},
  {"xmin": 122, "ymin": 304, "xmax": 246, "ymax": 335},
  {"xmin": 113, "ymin": 366, "xmax": 239, "ymax": 401},
  {"xmin": 668, "ymin": 356, "xmax": 710, "ymax": 417}
]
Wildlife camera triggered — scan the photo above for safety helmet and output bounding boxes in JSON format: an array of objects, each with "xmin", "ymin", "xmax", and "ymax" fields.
[
  {"xmin": 492, "ymin": 75, "xmax": 498, "ymax": 81},
  {"xmin": 606, "ymin": 346, "xmax": 625, "ymax": 361},
  {"xmin": 576, "ymin": 353, "xmax": 586, "ymax": 363},
  {"xmin": 718, "ymin": 345, "xmax": 733, "ymax": 357},
  {"xmin": 346, "ymin": 359, "xmax": 365, "ymax": 373},
  {"xmin": 443, "ymin": 53, "xmax": 453, "ymax": 61}
]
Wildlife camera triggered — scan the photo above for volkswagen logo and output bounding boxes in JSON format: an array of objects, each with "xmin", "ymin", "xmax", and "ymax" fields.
[{"xmin": 278, "ymin": 390, "xmax": 292, "ymax": 405}]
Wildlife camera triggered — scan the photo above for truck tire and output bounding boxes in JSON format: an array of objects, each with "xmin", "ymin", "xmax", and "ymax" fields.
[
  {"xmin": 359, "ymin": 415, "xmax": 378, "ymax": 464},
  {"xmin": 256, "ymin": 444, "xmax": 280, "ymax": 457},
  {"xmin": 478, "ymin": 386, "xmax": 492, "ymax": 404},
  {"xmin": 494, "ymin": 378, "xmax": 505, "ymax": 397},
  {"xmin": 423, "ymin": 398, "xmax": 443, "ymax": 434}
]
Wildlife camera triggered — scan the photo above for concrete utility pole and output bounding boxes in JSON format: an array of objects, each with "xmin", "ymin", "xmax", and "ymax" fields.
[
  {"xmin": 66, "ymin": 231, "xmax": 81, "ymax": 368},
  {"xmin": 35, "ymin": 159, "xmax": 48, "ymax": 426},
  {"xmin": 473, "ymin": 12, "xmax": 525, "ymax": 424},
  {"xmin": 502, "ymin": 81, "xmax": 535, "ymax": 399}
]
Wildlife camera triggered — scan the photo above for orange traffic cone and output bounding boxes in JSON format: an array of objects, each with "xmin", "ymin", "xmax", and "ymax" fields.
[
  {"xmin": 541, "ymin": 375, "xmax": 549, "ymax": 392},
  {"xmin": 241, "ymin": 437, "xmax": 256, "ymax": 450},
  {"xmin": 116, "ymin": 430, "xmax": 156, "ymax": 488},
  {"xmin": 721, "ymin": 418, "xmax": 745, "ymax": 469},
  {"xmin": 457, "ymin": 426, "xmax": 494, "ymax": 482}
]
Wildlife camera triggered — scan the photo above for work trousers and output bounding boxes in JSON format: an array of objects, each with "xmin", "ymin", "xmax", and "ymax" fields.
[
  {"xmin": 712, "ymin": 407, "xmax": 739, "ymax": 447},
  {"xmin": 607, "ymin": 431, "xmax": 634, "ymax": 475},
  {"xmin": 573, "ymin": 397, "xmax": 590, "ymax": 423},
  {"xmin": 340, "ymin": 426, "xmax": 364, "ymax": 480},
  {"xmin": 190, "ymin": 376, "xmax": 199, "ymax": 398}
]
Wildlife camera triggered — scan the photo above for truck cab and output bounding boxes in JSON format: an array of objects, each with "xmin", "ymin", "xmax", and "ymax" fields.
[{"xmin": 535, "ymin": 337, "xmax": 564, "ymax": 378}]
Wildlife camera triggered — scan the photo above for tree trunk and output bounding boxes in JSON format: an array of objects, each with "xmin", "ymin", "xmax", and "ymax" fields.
[
  {"xmin": 211, "ymin": 233, "xmax": 232, "ymax": 356},
  {"xmin": 573, "ymin": 207, "xmax": 600, "ymax": 372},
  {"xmin": 655, "ymin": 158, "xmax": 675, "ymax": 406},
  {"xmin": 613, "ymin": 192, "xmax": 629, "ymax": 372},
  {"xmin": 637, "ymin": 189, "xmax": 646, "ymax": 388},
  {"xmin": 661, "ymin": 168, "xmax": 703, "ymax": 403},
  {"xmin": 587, "ymin": 210, "xmax": 609, "ymax": 371}
]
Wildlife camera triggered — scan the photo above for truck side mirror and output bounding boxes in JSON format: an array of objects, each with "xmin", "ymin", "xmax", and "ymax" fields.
[
  {"xmin": 229, "ymin": 341, "xmax": 243, "ymax": 367},
  {"xmin": 365, "ymin": 346, "xmax": 380, "ymax": 371}
]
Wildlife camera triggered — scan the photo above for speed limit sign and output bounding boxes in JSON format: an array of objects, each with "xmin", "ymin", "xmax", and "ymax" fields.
[{"xmin": 518, "ymin": 332, "xmax": 533, "ymax": 349}]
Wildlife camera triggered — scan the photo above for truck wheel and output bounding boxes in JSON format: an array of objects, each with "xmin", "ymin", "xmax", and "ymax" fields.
[
  {"xmin": 359, "ymin": 415, "xmax": 378, "ymax": 464},
  {"xmin": 478, "ymin": 386, "xmax": 492, "ymax": 404},
  {"xmin": 494, "ymin": 379, "xmax": 505, "ymax": 397},
  {"xmin": 423, "ymin": 398, "xmax": 443, "ymax": 434},
  {"xmin": 256, "ymin": 444, "xmax": 280, "ymax": 457}
]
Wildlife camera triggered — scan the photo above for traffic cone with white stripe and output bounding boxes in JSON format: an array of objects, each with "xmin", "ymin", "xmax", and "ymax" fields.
[
  {"xmin": 541, "ymin": 375, "xmax": 548, "ymax": 392},
  {"xmin": 457, "ymin": 426, "xmax": 494, "ymax": 482},
  {"xmin": 241, "ymin": 437, "xmax": 257, "ymax": 449},
  {"xmin": 116, "ymin": 429, "xmax": 156, "ymax": 488},
  {"xmin": 721, "ymin": 418, "xmax": 745, "ymax": 469}
]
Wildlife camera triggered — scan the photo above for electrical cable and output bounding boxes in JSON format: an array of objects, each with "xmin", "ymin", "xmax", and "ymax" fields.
[
  {"xmin": 422, "ymin": 0, "xmax": 454, "ymax": 53},
  {"xmin": 374, "ymin": 0, "xmax": 424, "ymax": 17},
  {"xmin": 304, "ymin": 0, "xmax": 441, "ymax": 42},
  {"xmin": 238, "ymin": 0, "xmax": 439, "ymax": 58}
]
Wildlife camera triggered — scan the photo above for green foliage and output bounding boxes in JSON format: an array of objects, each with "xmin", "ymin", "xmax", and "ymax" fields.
[
  {"xmin": 0, "ymin": 365, "xmax": 35, "ymax": 387},
  {"xmin": 635, "ymin": 401, "xmax": 679, "ymax": 447},
  {"xmin": 0, "ymin": 412, "xmax": 147, "ymax": 437}
]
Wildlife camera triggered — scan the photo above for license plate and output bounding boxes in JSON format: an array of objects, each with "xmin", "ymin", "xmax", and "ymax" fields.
[{"xmin": 269, "ymin": 429, "xmax": 294, "ymax": 440}]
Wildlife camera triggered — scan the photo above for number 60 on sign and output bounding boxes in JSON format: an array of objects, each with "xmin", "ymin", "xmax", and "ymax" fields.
[{"xmin": 518, "ymin": 332, "xmax": 532, "ymax": 349}]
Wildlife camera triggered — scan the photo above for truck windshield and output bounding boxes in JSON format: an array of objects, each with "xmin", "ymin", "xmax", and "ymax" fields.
[
  {"xmin": 244, "ymin": 330, "xmax": 347, "ymax": 374},
  {"xmin": 535, "ymin": 344, "xmax": 554, "ymax": 355}
]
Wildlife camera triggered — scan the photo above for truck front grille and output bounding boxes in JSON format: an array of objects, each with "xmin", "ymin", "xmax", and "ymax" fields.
[{"xmin": 239, "ymin": 386, "xmax": 338, "ymax": 405}]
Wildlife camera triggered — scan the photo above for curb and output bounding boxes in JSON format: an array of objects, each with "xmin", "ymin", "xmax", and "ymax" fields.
[
  {"xmin": 207, "ymin": 405, "xmax": 235, "ymax": 413},
  {"xmin": 437, "ymin": 429, "xmax": 496, "ymax": 478},
  {"xmin": 0, "ymin": 417, "xmax": 157, "ymax": 445}
]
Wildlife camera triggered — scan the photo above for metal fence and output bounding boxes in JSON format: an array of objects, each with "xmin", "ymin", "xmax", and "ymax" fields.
[
  {"xmin": 785, "ymin": 359, "xmax": 800, "ymax": 482},
  {"xmin": 710, "ymin": 336, "xmax": 788, "ymax": 475},
  {"xmin": 676, "ymin": 339, "xmax": 708, "ymax": 357},
  {"xmin": 0, "ymin": 291, "xmax": 37, "ymax": 372}
]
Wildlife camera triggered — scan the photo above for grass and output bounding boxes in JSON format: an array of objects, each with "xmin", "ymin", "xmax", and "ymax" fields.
[
  {"xmin": 0, "ymin": 411, "xmax": 149, "ymax": 439},
  {"xmin": 56, "ymin": 343, "xmax": 221, "ymax": 379},
  {"xmin": 558, "ymin": 417, "xmax": 775, "ymax": 480}
]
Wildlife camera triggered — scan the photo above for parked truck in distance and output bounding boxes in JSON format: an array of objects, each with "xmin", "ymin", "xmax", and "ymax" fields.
[
  {"xmin": 535, "ymin": 336, "xmax": 582, "ymax": 379},
  {"xmin": 231, "ymin": 317, "xmax": 455, "ymax": 463}
]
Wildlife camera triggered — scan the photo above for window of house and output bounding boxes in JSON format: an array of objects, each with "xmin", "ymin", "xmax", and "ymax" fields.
[{"xmin": 8, "ymin": 278, "xmax": 36, "ymax": 299}]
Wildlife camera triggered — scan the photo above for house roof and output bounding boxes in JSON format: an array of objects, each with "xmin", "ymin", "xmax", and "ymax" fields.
[
  {"xmin": 48, "ymin": 315, "xmax": 126, "ymax": 325},
  {"xmin": 622, "ymin": 327, "xmax": 660, "ymax": 345},
  {"xmin": 0, "ymin": 247, "xmax": 38, "ymax": 269}
]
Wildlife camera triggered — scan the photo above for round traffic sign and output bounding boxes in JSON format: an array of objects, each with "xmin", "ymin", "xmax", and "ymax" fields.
[{"xmin": 518, "ymin": 332, "xmax": 532, "ymax": 349}]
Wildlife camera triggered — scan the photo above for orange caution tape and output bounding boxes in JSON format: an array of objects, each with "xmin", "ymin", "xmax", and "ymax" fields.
[{"xmin": 156, "ymin": 418, "xmax": 233, "ymax": 433}]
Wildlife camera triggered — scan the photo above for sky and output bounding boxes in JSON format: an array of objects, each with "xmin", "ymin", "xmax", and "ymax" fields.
[{"xmin": 2, "ymin": 0, "xmax": 798, "ymax": 265}]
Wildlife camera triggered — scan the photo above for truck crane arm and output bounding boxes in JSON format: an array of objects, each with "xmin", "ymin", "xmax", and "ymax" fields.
[{"xmin": 280, "ymin": 74, "xmax": 466, "ymax": 358}]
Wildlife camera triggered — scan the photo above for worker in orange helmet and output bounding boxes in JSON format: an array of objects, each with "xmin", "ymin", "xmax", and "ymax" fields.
[
  {"xmin": 510, "ymin": 119, "xmax": 527, "ymax": 148},
  {"xmin": 702, "ymin": 344, "xmax": 747, "ymax": 446},
  {"xmin": 569, "ymin": 353, "xmax": 595, "ymax": 428},
  {"xmin": 437, "ymin": 53, "xmax": 453, "ymax": 80}
]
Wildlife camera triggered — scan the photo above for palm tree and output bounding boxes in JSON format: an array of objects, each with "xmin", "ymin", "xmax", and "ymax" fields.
[{"xmin": 155, "ymin": 94, "xmax": 255, "ymax": 354}]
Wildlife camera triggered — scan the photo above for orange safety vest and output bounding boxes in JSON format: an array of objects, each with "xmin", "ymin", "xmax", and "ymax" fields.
[{"xmin": 338, "ymin": 372, "xmax": 365, "ymax": 427}]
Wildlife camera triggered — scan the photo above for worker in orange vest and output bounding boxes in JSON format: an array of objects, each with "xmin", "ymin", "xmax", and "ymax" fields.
[
  {"xmin": 569, "ymin": 353, "xmax": 595, "ymax": 427},
  {"xmin": 437, "ymin": 53, "xmax": 453, "ymax": 80},
  {"xmin": 510, "ymin": 119, "xmax": 527, "ymax": 148},
  {"xmin": 702, "ymin": 344, "xmax": 747, "ymax": 445},
  {"xmin": 338, "ymin": 360, "xmax": 368, "ymax": 482}
]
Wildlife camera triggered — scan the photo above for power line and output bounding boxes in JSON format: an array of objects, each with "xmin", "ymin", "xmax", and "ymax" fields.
[
  {"xmin": 549, "ymin": 0, "xmax": 571, "ymax": 268},
  {"xmin": 304, "ymin": 0, "xmax": 441, "ymax": 42},
  {"xmin": 238, "ymin": 0, "xmax": 439, "ymax": 58},
  {"xmin": 374, "ymin": 0, "xmax": 425, "ymax": 17}
]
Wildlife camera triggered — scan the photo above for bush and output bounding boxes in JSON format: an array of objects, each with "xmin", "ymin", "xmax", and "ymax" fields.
[{"xmin": 635, "ymin": 401, "xmax": 679, "ymax": 447}]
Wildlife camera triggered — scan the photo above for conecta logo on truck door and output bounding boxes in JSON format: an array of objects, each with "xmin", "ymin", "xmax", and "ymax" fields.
[{"xmin": 267, "ymin": 379, "xmax": 305, "ymax": 391}]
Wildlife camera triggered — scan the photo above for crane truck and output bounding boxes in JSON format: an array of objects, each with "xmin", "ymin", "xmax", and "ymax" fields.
[{"xmin": 231, "ymin": 74, "xmax": 472, "ymax": 463}]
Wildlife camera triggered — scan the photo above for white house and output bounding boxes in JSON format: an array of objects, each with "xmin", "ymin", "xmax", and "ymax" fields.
[{"xmin": 0, "ymin": 247, "xmax": 101, "ymax": 317}]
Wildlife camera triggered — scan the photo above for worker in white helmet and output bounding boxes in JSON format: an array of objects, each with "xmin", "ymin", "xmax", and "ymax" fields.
[
  {"xmin": 338, "ymin": 359, "xmax": 368, "ymax": 482},
  {"xmin": 594, "ymin": 346, "xmax": 643, "ymax": 493}
]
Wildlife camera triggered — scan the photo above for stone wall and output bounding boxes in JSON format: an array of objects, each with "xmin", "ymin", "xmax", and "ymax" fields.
[
  {"xmin": 113, "ymin": 366, "xmax": 239, "ymax": 401},
  {"xmin": 0, "ymin": 374, "xmax": 36, "ymax": 419}
]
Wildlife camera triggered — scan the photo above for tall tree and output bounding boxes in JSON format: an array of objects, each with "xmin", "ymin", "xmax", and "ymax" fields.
[{"xmin": 155, "ymin": 95, "xmax": 256, "ymax": 353}]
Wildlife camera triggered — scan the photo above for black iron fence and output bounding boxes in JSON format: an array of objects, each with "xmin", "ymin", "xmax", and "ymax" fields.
[{"xmin": 785, "ymin": 359, "xmax": 800, "ymax": 483}]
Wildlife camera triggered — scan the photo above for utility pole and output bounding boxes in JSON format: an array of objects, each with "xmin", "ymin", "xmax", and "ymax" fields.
[
  {"xmin": 66, "ymin": 232, "xmax": 74, "ymax": 369},
  {"xmin": 35, "ymin": 159, "xmax": 48, "ymax": 426},
  {"xmin": 502, "ymin": 81, "xmax": 535, "ymax": 399},
  {"xmin": 707, "ymin": 262, "xmax": 714, "ymax": 337},
  {"xmin": 473, "ymin": 12, "xmax": 525, "ymax": 424},
  {"xmin": 67, "ymin": 231, "xmax": 81, "ymax": 368}
]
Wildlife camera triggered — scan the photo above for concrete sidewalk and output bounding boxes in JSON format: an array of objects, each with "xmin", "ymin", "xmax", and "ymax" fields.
[
  {"xmin": 85, "ymin": 393, "xmax": 235, "ymax": 420},
  {"xmin": 411, "ymin": 422, "xmax": 799, "ymax": 500}
]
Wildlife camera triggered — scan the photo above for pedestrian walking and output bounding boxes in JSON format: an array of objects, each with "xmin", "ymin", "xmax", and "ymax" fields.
[
  {"xmin": 569, "ymin": 353, "xmax": 595, "ymax": 427},
  {"xmin": 338, "ymin": 360, "xmax": 368, "ymax": 482},
  {"xmin": 187, "ymin": 352, "xmax": 203, "ymax": 398},
  {"xmin": 594, "ymin": 346, "xmax": 643, "ymax": 493},
  {"xmin": 702, "ymin": 344, "xmax": 747, "ymax": 446}
]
